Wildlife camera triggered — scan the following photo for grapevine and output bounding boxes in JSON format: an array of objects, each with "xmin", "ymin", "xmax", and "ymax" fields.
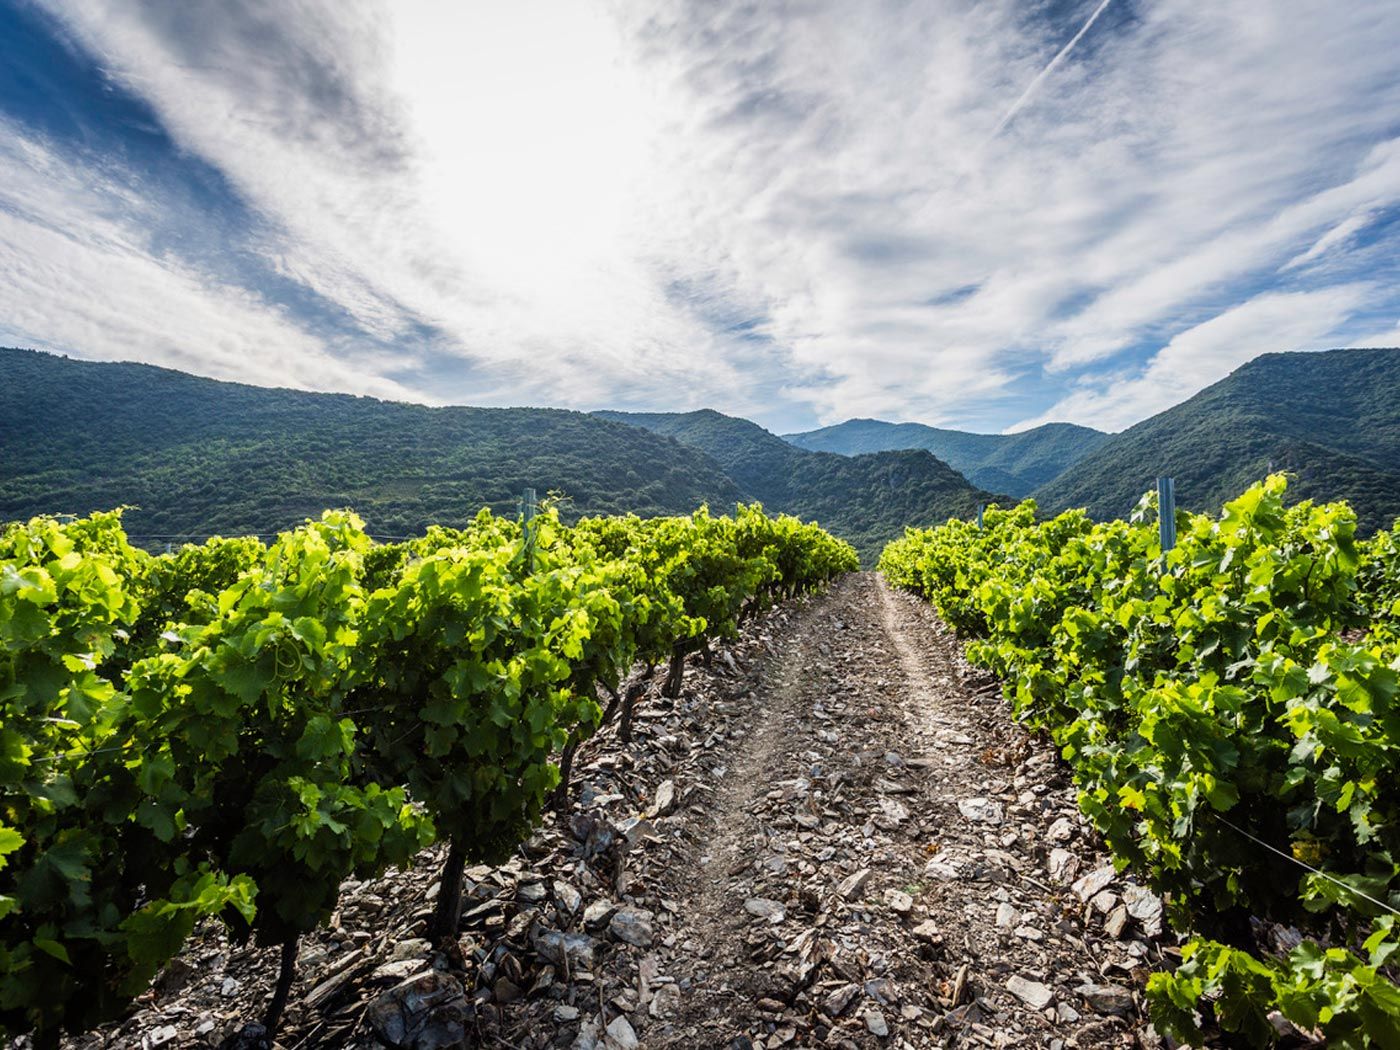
[
  {"xmin": 0, "ymin": 503, "xmax": 855, "ymax": 1044},
  {"xmin": 881, "ymin": 476, "xmax": 1400, "ymax": 1045}
]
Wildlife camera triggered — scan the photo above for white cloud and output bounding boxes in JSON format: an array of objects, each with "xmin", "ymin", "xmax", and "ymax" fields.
[
  {"xmin": 1046, "ymin": 140, "xmax": 1400, "ymax": 370},
  {"xmin": 11, "ymin": 0, "xmax": 1400, "ymax": 430},
  {"xmin": 1013, "ymin": 287, "xmax": 1371, "ymax": 432},
  {"xmin": 1282, "ymin": 211, "xmax": 1378, "ymax": 272},
  {"xmin": 32, "ymin": 0, "xmax": 764, "ymax": 413},
  {"xmin": 0, "ymin": 123, "xmax": 415, "ymax": 398},
  {"xmin": 1348, "ymin": 320, "xmax": 1400, "ymax": 349},
  {"xmin": 607, "ymin": 0, "xmax": 1400, "ymax": 424}
]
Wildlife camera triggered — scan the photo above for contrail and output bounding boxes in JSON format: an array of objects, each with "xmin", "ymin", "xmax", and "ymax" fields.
[{"xmin": 988, "ymin": 0, "xmax": 1117, "ymax": 139}]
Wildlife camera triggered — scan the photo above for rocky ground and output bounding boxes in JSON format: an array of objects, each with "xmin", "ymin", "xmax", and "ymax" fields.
[{"xmin": 63, "ymin": 573, "xmax": 1177, "ymax": 1050}]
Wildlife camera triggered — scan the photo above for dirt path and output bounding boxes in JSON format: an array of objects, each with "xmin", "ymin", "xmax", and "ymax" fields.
[
  {"xmin": 641, "ymin": 573, "xmax": 1163, "ymax": 1049},
  {"xmin": 70, "ymin": 573, "xmax": 1169, "ymax": 1050}
]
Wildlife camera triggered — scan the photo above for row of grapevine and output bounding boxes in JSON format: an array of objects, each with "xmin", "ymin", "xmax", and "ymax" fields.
[
  {"xmin": 880, "ymin": 476, "xmax": 1400, "ymax": 1046},
  {"xmin": 0, "ymin": 502, "xmax": 857, "ymax": 1046}
]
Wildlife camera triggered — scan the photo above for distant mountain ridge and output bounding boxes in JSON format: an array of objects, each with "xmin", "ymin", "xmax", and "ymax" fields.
[
  {"xmin": 1033, "ymin": 347, "xmax": 1400, "ymax": 531},
  {"xmin": 784, "ymin": 419, "xmax": 1108, "ymax": 497},
  {"xmin": 594, "ymin": 409, "xmax": 993, "ymax": 559},
  {"xmin": 0, "ymin": 348, "xmax": 744, "ymax": 540},
  {"xmin": 9, "ymin": 346, "xmax": 1395, "ymax": 558},
  {"xmin": 0, "ymin": 349, "xmax": 987, "ymax": 563}
]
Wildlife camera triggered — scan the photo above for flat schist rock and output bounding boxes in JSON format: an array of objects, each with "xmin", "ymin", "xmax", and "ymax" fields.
[
  {"xmin": 603, "ymin": 1014, "xmax": 639, "ymax": 1049},
  {"xmin": 836, "ymin": 868, "xmax": 872, "ymax": 900},
  {"xmin": 957, "ymin": 797, "xmax": 1005, "ymax": 824},
  {"xmin": 607, "ymin": 907, "xmax": 656, "ymax": 947},
  {"xmin": 367, "ymin": 971, "xmax": 471, "ymax": 1050},
  {"xmin": 744, "ymin": 897, "xmax": 786, "ymax": 923},
  {"xmin": 1006, "ymin": 974, "xmax": 1054, "ymax": 1010}
]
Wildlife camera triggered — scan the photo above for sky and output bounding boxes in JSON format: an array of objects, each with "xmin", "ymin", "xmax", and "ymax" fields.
[{"xmin": 2, "ymin": 0, "xmax": 1399, "ymax": 435}]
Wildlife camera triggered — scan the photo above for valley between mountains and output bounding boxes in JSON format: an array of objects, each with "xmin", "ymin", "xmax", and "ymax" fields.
[{"xmin": 75, "ymin": 575, "xmax": 1168, "ymax": 1050}]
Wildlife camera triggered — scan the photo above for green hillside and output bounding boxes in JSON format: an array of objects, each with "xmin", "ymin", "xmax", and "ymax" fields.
[
  {"xmin": 595, "ymin": 409, "xmax": 994, "ymax": 559},
  {"xmin": 784, "ymin": 419, "xmax": 1108, "ymax": 497},
  {"xmin": 0, "ymin": 348, "xmax": 744, "ymax": 541},
  {"xmin": 1034, "ymin": 347, "xmax": 1400, "ymax": 531}
]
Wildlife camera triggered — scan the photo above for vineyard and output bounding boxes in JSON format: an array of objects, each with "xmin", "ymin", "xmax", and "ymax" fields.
[
  {"xmin": 7, "ymin": 477, "xmax": 1400, "ymax": 1049},
  {"xmin": 881, "ymin": 476, "xmax": 1400, "ymax": 1045},
  {"xmin": 0, "ymin": 503, "xmax": 857, "ymax": 1046}
]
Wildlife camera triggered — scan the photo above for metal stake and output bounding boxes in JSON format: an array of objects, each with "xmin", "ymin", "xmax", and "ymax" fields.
[{"xmin": 1157, "ymin": 476, "xmax": 1176, "ymax": 552}]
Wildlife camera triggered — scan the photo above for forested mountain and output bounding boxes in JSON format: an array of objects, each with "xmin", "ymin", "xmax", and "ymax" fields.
[
  {"xmin": 23, "ymin": 346, "xmax": 1391, "ymax": 559},
  {"xmin": 0, "ymin": 349, "xmax": 743, "ymax": 541},
  {"xmin": 595, "ymin": 409, "xmax": 993, "ymax": 558},
  {"xmin": 784, "ymin": 419, "xmax": 1108, "ymax": 497},
  {"xmin": 1034, "ymin": 347, "xmax": 1400, "ymax": 531}
]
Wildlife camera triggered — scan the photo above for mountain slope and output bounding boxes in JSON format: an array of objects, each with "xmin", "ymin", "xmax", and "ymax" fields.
[
  {"xmin": 595, "ymin": 409, "xmax": 994, "ymax": 559},
  {"xmin": 0, "ymin": 349, "xmax": 744, "ymax": 540},
  {"xmin": 1034, "ymin": 348, "xmax": 1400, "ymax": 530},
  {"xmin": 784, "ymin": 419, "xmax": 1108, "ymax": 497}
]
